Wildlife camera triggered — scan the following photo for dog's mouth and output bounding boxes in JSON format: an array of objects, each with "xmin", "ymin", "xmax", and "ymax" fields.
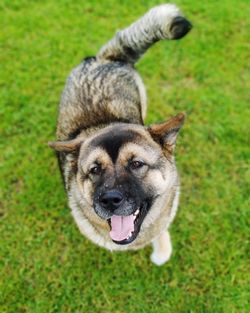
[{"xmin": 107, "ymin": 203, "xmax": 148, "ymax": 245}]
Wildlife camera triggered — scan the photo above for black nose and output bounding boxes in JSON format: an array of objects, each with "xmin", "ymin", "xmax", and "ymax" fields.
[{"xmin": 100, "ymin": 190, "xmax": 124, "ymax": 210}]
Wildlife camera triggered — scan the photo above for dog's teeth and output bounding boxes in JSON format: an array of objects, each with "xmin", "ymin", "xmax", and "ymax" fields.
[
  {"xmin": 127, "ymin": 231, "xmax": 132, "ymax": 239},
  {"xmin": 133, "ymin": 209, "xmax": 140, "ymax": 217},
  {"xmin": 127, "ymin": 233, "xmax": 131, "ymax": 239}
]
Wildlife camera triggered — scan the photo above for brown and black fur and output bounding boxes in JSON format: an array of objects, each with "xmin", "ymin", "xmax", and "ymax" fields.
[{"xmin": 49, "ymin": 4, "xmax": 192, "ymax": 265}]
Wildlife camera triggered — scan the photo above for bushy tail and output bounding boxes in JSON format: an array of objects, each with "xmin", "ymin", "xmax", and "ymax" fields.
[{"xmin": 97, "ymin": 4, "xmax": 192, "ymax": 64}]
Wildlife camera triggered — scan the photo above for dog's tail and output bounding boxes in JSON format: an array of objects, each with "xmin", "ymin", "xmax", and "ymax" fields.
[{"xmin": 97, "ymin": 4, "xmax": 192, "ymax": 64}]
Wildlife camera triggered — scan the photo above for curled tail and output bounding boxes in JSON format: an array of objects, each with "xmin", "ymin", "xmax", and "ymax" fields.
[{"xmin": 97, "ymin": 4, "xmax": 192, "ymax": 64}]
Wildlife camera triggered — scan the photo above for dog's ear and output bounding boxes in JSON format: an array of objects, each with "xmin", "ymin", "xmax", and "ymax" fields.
[
  {"xmin": 148, "ymin": 113, "xmax": 185, "ymax": 153},
  {"xmin": 48, "ymin": 137, "xmax": 85, "ymax": 152}
]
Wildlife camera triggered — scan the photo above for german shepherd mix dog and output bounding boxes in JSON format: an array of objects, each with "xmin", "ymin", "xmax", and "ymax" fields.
[{"xmin": 49, "ymin": 4, "xmax": 192, "ymax": 265}]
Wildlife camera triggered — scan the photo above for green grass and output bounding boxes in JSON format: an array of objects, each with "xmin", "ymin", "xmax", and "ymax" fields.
[{"xmin": 0, "ymin": 0, "xmax": 249, "ymax": 312}]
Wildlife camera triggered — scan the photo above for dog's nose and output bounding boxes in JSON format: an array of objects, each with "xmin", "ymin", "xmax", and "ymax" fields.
[{"xmin": 100, "ymin": 190, "xmax": 124, "ymax": 210}]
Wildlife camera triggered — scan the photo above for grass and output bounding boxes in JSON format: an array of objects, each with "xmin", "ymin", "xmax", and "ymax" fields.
[{"xmin": 0, "ymin": 0, "xmax": 249, "ymax": 312}]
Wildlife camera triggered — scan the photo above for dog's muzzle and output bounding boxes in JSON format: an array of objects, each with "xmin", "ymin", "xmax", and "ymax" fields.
[{"xmin": 94, "ymin": 189, "xmax": 150, "ymax": 245}]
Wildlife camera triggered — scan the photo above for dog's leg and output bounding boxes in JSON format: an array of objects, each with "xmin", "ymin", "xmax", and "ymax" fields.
[{"xmin": 150, "ymin": 231, "xmax": 172, "ymax": 266}]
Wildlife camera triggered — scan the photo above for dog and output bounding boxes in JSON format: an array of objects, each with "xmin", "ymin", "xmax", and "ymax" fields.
[{"xmin": 49, "ymin": 4, "xmax": 192, "ymax": 265}]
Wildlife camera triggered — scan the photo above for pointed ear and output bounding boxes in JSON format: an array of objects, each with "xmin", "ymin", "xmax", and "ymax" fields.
[
  {"xmin": 48, "ymin": 137, "xmax": 84, "ymax": 152},
  {"xmin": 148, "ymin": 113, "xmax": 186, "ymax": 153}
]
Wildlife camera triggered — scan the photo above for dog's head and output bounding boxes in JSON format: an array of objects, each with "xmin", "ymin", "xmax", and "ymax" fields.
[{"xmin": 49, "ymin": 113, "xmax": 185, "ymax": 245}]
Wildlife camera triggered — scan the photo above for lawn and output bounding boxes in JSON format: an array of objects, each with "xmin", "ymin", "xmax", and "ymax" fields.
[{"xmin": 0, "ymin": 0, "xmax": 249, "ymax": 312}]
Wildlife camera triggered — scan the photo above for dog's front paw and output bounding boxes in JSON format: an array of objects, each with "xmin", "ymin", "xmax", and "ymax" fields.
[
  {"xmin": 150, "ymin": 231, "xmax": 173, "ymax": 266},
  {"xmin": 150, "ymin": 250, "xmax": 172, "ymax": 266}
]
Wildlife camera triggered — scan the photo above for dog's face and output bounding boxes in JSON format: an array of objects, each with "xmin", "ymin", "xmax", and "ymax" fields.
[{"xmin": 50, "ymin": 113, "xmax": 185, "ymax": 245}]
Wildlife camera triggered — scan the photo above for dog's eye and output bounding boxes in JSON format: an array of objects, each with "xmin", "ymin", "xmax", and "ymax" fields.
[
  {"xmin": 130, "ymin": 160, "xmax": 145, "ymax": 170},
  {"xmin": 89, "ymin": 164, "xmax": 102, "ymax": 175}
]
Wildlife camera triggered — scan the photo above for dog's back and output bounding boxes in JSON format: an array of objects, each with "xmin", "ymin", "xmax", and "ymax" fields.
[{"xmin": 56, "ymin": 4, "xmax": 192, "ymax": 141}]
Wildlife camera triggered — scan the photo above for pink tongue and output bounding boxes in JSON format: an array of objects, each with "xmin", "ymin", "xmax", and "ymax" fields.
[{"xmin": 109, "ymin": 214, "xmax": 135, "ymax": 241}]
